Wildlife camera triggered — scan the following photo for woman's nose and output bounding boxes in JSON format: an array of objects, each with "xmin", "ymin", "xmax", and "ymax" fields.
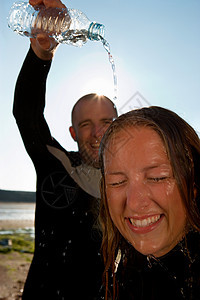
[{"xmin": 126, "ymin": 180, "xmax": 151, "ymax": 212}]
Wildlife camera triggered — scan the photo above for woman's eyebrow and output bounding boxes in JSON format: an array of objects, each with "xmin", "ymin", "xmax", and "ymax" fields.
[
  {"xmin": 142, "ymin": 164, "xmax": 170, "ymax": 172},
  {"xmin": 105, "ymin": 171, "xmax": 125, "ymax": 176}
]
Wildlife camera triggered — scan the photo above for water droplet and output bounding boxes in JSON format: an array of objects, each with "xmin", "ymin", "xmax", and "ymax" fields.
[{"xmin": 180, "ymin": 288, "xmax": 184, "ymax": 296}]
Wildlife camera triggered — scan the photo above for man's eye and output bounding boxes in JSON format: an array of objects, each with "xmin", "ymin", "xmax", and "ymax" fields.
[
  {"xmin": 80, "ymin": 123, "xmax": 90, "ymax": 128},
  {"xmin": 102, "ymin": 120, "xmax": 112, "ymax": 126}
]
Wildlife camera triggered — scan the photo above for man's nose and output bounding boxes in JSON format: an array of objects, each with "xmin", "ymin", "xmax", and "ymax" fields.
[{"xmin": 92, "ymin": 125, "xmax": 105, "ymax": 139}]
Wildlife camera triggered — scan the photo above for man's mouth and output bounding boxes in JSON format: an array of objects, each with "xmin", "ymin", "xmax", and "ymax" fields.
[
  {"xmin": 128, "ymin": 214, "xmax": 161, "ymax": 228},
  {"xmin": 91, "ymin": 143, "xmax": 100, "ymax": 150}
]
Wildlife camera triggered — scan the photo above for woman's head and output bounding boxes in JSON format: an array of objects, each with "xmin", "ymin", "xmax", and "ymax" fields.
[{"xmin": 99, "ymin": 106, "xmax": 200, "ymax": 261}]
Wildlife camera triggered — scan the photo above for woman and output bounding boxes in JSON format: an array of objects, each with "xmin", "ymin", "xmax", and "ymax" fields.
[{"xmin": 99, "ymin": 106, "xmax": 200, "ymax": 300}]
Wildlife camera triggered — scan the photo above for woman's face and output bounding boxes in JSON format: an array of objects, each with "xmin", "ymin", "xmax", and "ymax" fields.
[{"xmin": 104, "ymin": 126, "xmax": 187, "ymax": 257}]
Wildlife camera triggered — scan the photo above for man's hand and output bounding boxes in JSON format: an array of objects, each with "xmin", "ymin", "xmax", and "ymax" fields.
[{"xmin": 29, "ymin": 0, "xmax": 66, "ymax": 60}]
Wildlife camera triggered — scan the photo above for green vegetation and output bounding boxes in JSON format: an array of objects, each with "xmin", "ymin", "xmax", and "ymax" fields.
[{"xmin": 0, "ymin": 232, "xmax": 34, "ymax": 254}]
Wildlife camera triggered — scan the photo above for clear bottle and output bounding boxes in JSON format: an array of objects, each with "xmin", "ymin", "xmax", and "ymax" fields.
[{"xmin": 7, "ymin": 1, "xmax": 105, "ymax": 47}]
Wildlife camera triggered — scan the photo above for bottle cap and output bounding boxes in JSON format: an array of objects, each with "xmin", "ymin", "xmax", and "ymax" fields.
[{"xmin": 88, "ymin": 22, "xmax": 105, "ymax": 41}]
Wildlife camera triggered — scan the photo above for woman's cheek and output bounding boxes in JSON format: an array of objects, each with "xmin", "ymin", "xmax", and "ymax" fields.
[{"xmin": 106, "ymin": 188, "xmax": 126, "ymax": 216}]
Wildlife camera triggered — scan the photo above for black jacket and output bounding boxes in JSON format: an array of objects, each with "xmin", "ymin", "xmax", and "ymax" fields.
[
  {"xmin": 104, "ymin": 231, "xmax": 200, "ymax": 300},
  {"xmin": 13, "ymin": 47, "xmax": 103, "ymax": 300}
]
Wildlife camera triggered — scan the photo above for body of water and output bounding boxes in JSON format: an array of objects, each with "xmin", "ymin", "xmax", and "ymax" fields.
[
  {"xmin": 0, "ymin": 202, "xmax": 35, "ymax": 236},
  {"xmin": 0, "ymin": 202, "xmax": 35, "ymax": 221}
]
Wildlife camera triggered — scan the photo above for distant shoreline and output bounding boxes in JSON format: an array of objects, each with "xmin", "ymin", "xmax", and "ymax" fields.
[
  {"xmin": 0, "ymin": 201, "xmax": 36, "ymax": 207},
  {"xmin": 0, "ymin": 189, "xmax": 35, "ymax": 203}
]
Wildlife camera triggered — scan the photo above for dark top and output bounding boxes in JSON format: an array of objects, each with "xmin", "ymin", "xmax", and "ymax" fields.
[
  {"xmin": 104, "ymin": 231, "xmax": 200, "ymax": 300},
  {"xmin": 13, "ymin": 47, "xmax": 103, "ymax": 300}
]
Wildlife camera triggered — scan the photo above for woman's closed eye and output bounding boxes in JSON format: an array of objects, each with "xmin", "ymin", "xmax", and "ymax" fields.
[
  {"xmin": 108, "ymin": 179, "xmax": 127, "ymax": 187},
  {"xmin": 147, "ymin": 176, "xmax": 169, "ymax": 183}
]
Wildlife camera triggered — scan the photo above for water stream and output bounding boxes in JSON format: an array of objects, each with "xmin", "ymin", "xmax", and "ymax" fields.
[{"xmin": 101, "ymin": 37, "xmax": 118, "ymax": 101}]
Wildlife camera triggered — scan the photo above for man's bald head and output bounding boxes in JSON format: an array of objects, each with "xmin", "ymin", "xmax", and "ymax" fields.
[{"xmin": 71, "ymin": 93, "xmax": 118, "ymax": 127}]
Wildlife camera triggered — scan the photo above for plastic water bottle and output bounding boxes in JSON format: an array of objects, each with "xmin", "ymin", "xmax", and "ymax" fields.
[
  {"xmin": 7, "ymin": 1, "xmax": 105, "ymax": 47},
  {"xmin": 8, "ymin": 1, "xmax": 118, "ymax": 100}
]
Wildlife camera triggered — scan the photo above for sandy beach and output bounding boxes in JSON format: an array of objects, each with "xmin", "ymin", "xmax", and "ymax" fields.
[
  {"xmin": 0, "ymin": 219, "xmax": 34, "ymax": 230},
  {"xmin": 0, "ymin": 219, "xmax": 34, "ymax": 300}
]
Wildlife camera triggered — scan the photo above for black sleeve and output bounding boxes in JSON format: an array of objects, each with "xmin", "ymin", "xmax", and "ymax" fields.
[{"xmin": 13, "ymin": 46, "xmax": 54, "ymax": 163}]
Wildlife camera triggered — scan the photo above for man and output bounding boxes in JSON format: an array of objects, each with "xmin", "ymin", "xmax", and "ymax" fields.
[{"xmin": 13, "ymin": 0, "xmax": 118, "ymax": 299}]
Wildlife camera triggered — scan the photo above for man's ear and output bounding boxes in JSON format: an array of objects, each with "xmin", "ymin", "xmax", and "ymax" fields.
[{"xmin": 69, "ymin": 126, "xmax": 77, "ymax": 142}]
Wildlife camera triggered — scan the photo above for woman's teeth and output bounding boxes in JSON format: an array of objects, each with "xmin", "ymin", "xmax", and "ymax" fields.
[{"xmin": 129, "ymin": 215, "xmax": 161, "ymax": 227}]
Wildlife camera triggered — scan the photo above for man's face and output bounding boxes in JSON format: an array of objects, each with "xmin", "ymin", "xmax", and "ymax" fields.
[{"xmin": 70, "ymin": 97, "xmax": 117, "ymax": 168}]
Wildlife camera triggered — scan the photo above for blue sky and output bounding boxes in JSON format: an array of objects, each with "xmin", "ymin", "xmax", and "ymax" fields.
[{"xmin": 1, "ymin": 0, "xmax": 200, "ymax": 192}]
